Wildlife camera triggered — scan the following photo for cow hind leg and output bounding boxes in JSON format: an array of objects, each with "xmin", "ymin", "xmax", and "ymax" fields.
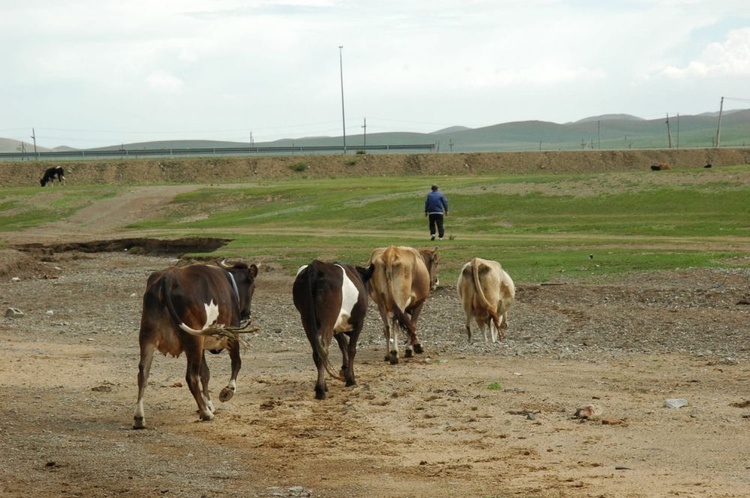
[
  {"xmin": 311, "ymin": 349, "xmax": 328, "ymax": 400},
  {"xmin": 185, "ymin": 350, "xmax": 214, "ymax": 421},
  {"xmin": 133, "ymin": 342, "xmax": 156, "ymax": 429},
  {"xmin": 386, "ymin": 320, "xmax": 399, "ymax": 364},
  {"xmin": 200, "ymin": 356, "xmax": 214, "ymax": 414},
  {"xmin": 334, "ymin": 333, "xmax": 353, "ymax": 384},
  {"xmin": 406, "ymin": 304, "xmax": 425, "ymax": 355}
]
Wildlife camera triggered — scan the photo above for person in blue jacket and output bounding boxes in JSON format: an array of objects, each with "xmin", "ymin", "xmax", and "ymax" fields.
[{"xmin": 424, "ymin": 184, "xmax": 449, "ymax": 240}]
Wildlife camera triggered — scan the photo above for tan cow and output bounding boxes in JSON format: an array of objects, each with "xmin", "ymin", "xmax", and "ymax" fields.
[
  {"xmin": 368, "ymin": 245, "xmax": 440, "ymax": 364},
  {"xmin": 457, "ymin": 258, "xmax": 515, "ymax": 343}
]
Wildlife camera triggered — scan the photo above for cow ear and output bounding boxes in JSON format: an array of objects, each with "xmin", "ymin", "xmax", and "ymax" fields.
[
  {"xmin": 248, "ymin": 263, "xmax": 259, "ymax": 278},
  {"xmin": 357, "ymin": 263, "xmax": 375, "ymax": 282}
]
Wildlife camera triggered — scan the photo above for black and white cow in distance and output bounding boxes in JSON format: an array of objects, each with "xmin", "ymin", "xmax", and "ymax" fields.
[
  {"xmin": 293, "ymin": 260, "xmax": 374, "ymax": 400},
  {"xmin": 134, "ymin": 261, "xmax": 259, "ymax": 429},
  {"xmin": 40, "ymin": 166, "xmax": 65, "ymax": 186}
]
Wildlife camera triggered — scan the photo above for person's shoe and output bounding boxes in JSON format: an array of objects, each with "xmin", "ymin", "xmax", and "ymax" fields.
[
  {"xmin": 430, "ymin": 235, "xmax": 435, "ymax": 241},
  {"xmin": 438, "ymin": 237, "xmax": 443, "ymax": 241}
]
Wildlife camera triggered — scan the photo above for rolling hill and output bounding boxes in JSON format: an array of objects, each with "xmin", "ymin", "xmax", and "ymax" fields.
[{"xmin": 2, "ymin": 109, "xmax": 748, "ymax": 153}]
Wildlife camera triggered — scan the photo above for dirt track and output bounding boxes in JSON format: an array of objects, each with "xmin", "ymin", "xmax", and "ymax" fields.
[{"xmin": 2, "ymin": 154, "xmax": 750, "ymax": 497}]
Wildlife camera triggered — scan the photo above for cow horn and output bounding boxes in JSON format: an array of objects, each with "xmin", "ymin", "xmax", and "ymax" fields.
[{"xmin": 219, "ymin": 259, "xmax": 231, "ymax": 268}]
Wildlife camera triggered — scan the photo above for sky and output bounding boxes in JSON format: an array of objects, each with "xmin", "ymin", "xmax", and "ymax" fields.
[{"xmin": 2, "ymin": 0, "xmax": 750, "ymax": 150}]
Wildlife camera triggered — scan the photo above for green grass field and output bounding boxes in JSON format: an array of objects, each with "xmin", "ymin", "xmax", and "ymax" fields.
[{"xmin": 2, "ymin": 167, "xmax": 750, "ymax": 283}]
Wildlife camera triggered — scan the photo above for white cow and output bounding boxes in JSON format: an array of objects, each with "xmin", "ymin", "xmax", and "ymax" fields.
[{"xmin": 457, "ymin": 258, "xmax": 515, "ymax": 343}]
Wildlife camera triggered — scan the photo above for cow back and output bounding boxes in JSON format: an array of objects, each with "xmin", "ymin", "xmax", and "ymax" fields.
[
  {"xmin": 368, "ymin": 246, "xmax": 431, "ymax": 310},
  {"xmin": 457, "ymin": 257, "xmax": 515, "ymax": 315}
]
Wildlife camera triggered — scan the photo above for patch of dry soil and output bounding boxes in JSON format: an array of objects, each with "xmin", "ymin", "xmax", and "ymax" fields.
[{"xmin": 2, "ymin": 176, "xmax": 750, "ymax": 497}]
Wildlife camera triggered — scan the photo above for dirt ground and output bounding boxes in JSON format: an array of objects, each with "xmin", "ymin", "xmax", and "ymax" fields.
[{"xmin": 2, "ymin": 156, "xmax": 750, "ymax": 497}]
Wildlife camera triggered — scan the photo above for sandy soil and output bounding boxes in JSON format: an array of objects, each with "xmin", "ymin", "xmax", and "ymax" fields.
[{"xmin": 2, "ymin": 159, "xmax": 750, "ymax": 497}]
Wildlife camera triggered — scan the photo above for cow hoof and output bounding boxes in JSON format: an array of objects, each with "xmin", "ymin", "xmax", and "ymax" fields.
[
  {"xmin": 219, "ymin": 386, "xmax": 235, "ymax": 403},
  {"xmin": 413, "ymin": 343, "xmax": 424, "ymax": 354},
  {"xmin": 315, "ymin": 390, "xmax": 327, "ymax": 400},
  {"xmin": 388, "ymin": 352, "xmax": 399, "ymax": 365},
  {"xmin": 133, "ymin": 417, "xmax": 146, "ymax": 430},
  {"xmin": 200, "ymin": 411, "xmax": 215, "ymax": 422},
  {"xmin": 405, "ymin": 349, "xmax": 413, "ymax": 358}
]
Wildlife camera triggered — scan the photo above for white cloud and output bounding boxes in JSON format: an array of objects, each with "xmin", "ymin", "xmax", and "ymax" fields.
[
  {"xmin": 146, "ymin": 71, "xmax": 186, "ymax": 93},
  {"xmin": 3, "ymin": 0, "xmax": 750, "ymax": 147},
  {"xmin": 661, "ymin": 28, "xmax": 750, "ymax": 78}
]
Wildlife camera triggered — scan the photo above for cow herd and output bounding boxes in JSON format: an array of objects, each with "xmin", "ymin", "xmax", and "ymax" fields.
[{"xmin": 132, "ymin": 245, "xmax": 515, "ymax": 428}]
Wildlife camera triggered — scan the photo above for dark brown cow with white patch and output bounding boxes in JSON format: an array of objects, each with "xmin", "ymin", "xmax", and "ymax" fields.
[
  {"xmin": 457, "ymin": 257, "xmax": 515, "ymax": 343},
  {"xmin": 133, "ymin": 261, "xmax": 259, "ymax": 428},
  {"xmin": 368, "ymin": 246, "xmax": 440, "ymax": 364},
  {"xmin": 293, "ymin": 260, "xmax": 374, "ymax": 400}
]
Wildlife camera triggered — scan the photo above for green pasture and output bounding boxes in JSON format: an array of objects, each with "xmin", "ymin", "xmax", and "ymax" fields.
[{"xmin": 2, "ymin": 167, "xmax": 749, "ymax": 283}]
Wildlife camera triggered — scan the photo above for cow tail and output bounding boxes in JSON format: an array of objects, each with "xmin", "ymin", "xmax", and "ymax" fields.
[
  {"xmin": 385, "ymin": 260, "xmax": 416, "ymax": 335},
  {"xmin": 472, "ymin": 259, "xmax": 500, "ymax": 331},
  {"xmin": 161, "ymin": 273, "xmax": 185, "ymax": 330},
  {"xmin": 160, "ymin": 272, "xmax": 207, "ymax": 336},
  {"xmin": 303, "ymin": 266, "xmax": 338, "ymax": 379}
]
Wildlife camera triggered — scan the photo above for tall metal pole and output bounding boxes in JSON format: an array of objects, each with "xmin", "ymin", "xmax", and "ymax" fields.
[
  {"xmin": 715, "ymin": 96, "xmax": 724, "ymax": 147},
  {"xmin": 362, "ymin": 117, "xmax": 367, "ymax": 149},
  {"xmin": 31, "ymin": 128, "xmax": 38, "ymax": 159},
  {"xmin": 666, "ymin": 113, "xmax": 673, "ymax": 148},
  {"xmin": 339, "ymin": 46, "xmax": 347, "ymax": 154}
]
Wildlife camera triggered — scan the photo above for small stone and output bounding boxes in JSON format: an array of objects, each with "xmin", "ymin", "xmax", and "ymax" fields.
[
  {"xmin": 5, "ymin": 308, "xmax": 24, "ymax": 318},
  {"xmin": 665, "ymin": 398, "xmax": 689, "ymax": 409},
  {"xmin": 574, "ymin": 404, "xmax": 603, "ymax": 419}
]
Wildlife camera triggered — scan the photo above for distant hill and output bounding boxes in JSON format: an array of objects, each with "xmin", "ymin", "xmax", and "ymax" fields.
[
  {"xmin": 431, "ymin": 126, "xmax": 472, "ymax": 135},
  {"xmin": 574, "ymin": 114, "xmax": 644, "ymax": 124},
  {"xmin": 2, "ymin": 109, "xmax": 748, "ymax": 153},
  {"xmin": 0, "ymin": 138, "xmax": 52, "ymax": 154}
]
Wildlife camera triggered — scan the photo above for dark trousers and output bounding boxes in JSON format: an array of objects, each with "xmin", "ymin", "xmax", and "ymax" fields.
[{"xmin": 428, "ymin": 213, "xmax": 445, "ymax": 238}]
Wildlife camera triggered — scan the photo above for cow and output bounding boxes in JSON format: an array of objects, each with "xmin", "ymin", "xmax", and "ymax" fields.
[
  {"xmin": 650, "ymin": 163, "xmax": 670, "ymax": 171},
  {"xmin": 457, "ymin": 258, "xmax": 515, "ymax": 343},
  {"xmin": 293, "ymin": 260, "xmax": 374, "ymax": 400},
  {"xmin": 40, "ymin": 166, "xmax": 65, "ymax": 186},
  {"xmin": 133, "ymin": 260, "xmax": 259, "ymax": 429},
  {"xmin": 368, "ymin": 245, "xmax": 440, "ymax": 364}
]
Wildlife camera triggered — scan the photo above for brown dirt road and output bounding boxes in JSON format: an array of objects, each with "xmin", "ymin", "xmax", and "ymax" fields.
[{"xmin": 2, "ymin": 157, "xmax": 750, "ymax": 497}]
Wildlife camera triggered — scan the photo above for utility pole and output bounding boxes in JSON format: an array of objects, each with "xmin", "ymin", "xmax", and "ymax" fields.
[
  {"xmin": 338, "ymin": 45, "xmax": 347, "ymax": 154},
  {"xmin": 597, "ymin": 120, "xmax": 601, "ymax": 149},
  {"xmin": 666, "ymin": 113, "xmax": 673, "ymax": 148},
  {"xmin": 362, "ymin": 117, "xmax": 367, "ymax": 149},
  {"xmin": 715, "ymin": 96, "xmax": 724, "ymax": 147},
  {"xmin": 249, "ymin": 132, "xmax": 254, "ymax": 146},
  {"xmin": 31, "ymin": 128, "xmax": 38, "ymax": 159}
]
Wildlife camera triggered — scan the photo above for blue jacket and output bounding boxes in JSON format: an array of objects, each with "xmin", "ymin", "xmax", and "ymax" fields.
[{"xmin": 425, "ymin": 190, "xmax": 448, "ymax": 215}]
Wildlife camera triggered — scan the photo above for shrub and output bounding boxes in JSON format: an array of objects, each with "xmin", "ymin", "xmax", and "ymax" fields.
[{"xmin": 289, "ymin": 163, "xmax": 307, "ymax": 172}]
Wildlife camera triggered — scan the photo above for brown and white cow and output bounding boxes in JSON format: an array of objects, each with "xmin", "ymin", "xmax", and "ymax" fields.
[
  {"xmin": 457, "ymin": 257, "xmax": 515, "ymax": 343},
  {"xmin": 368, "ymin": 246, "xmax": 440, "ymax": 364},
  {"xmin": 133, "ymin": 261, "xmax": 259, "ymax": 428},
  {"xmin": 293, "ymin": 260, "xmax": 374, "ymax": 400}
]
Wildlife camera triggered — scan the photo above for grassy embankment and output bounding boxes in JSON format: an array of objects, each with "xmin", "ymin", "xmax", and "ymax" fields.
[{"xmin": 2, "ymin": 167, "xmax": 749, "ymax": 283}]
